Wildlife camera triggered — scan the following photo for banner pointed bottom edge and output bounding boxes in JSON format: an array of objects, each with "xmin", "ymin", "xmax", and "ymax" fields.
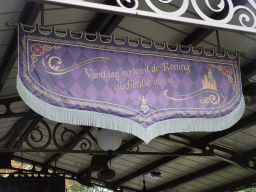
[{"xmin": 17, "ymin": 76, "xmax": 245, "ymax": 144}]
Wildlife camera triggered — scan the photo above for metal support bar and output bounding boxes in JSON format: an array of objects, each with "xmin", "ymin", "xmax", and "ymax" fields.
[
  {"xmin": 161, "ymin": 134, "xmax": 256, "ymax": 172},
  {"xmin": 113, "ymin": 148, "xmax": 192, "ymax": 187},
  {"xmin": 41, "ymin": 3, "xmax": 44, "ymax": 27},
  {"xmin": 6, "ymin": 23, "xmax": 241, "ymax": 56},
  {"xmin": 216, "ymin": 30, "xmax": 221, "ymax": 51},
  {"xmin": 0, "ymin": 148, "xmax": 209, "ymax": 156}
]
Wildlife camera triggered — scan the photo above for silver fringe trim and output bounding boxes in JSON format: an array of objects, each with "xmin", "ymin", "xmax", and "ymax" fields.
[{"xmin": 17, "ymin": 76, "xmax": 245, "ymax": 144}]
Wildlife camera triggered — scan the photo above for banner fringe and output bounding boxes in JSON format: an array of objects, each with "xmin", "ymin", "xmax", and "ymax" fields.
[{"xmin": 17, "ymin": 76, "xmax": 245, "ymax": 144}]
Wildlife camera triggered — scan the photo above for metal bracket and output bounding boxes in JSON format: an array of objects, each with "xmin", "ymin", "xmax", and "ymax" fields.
[
  {"xmin": 0, "ymin": 96, "xmax": 36, "ymax": 118},
  {"xmin": 204, "ymin": 145, "xmax": 256, "ymax": 172},
  {"xmin": 162, "ymin": 133, "xmax": 256, "ymax": 173}
]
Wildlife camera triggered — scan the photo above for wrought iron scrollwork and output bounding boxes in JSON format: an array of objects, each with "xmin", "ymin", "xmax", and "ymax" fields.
[
  {"xmin": 116, "ymin": 0, "xmax": 138, "ymax": 9},
  {"xmin": 0, "ymin": 117, "xmax": 93, "ymax": 151},
  {"xmin": 80, "ymin": 138, "xmax": 91, "ymax": 151},
  {"xmin": 61, "ymin": 127, "xmax": 77, "ymax": 144},
  {"xmin": 115, "ymin": 0, "xmax": 256, "ymax": 30},
  {"xmin": 53, "ymin": 123, "xmax": 92, "ymax": 151},
  {"xmin": 24, "ymin": 119, "xmax": 52, "ymax": 149}
]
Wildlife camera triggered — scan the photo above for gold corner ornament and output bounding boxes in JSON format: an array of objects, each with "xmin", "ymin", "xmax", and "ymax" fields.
[
  {"xmin": 164, "ymin": 69, "xmax": 225, "ymax": 106},
  {"xmin": 31, "ymin": 44, "xmax": 61, "ymax": 71}
]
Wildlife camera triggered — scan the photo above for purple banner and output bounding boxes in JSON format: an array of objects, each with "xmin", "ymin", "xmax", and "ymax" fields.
[{"xmin": 18, "ymin": 24, "xmax": 244, "ymax": 143}]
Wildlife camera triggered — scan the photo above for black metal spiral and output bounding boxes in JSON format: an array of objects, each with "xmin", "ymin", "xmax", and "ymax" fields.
[{"xmin": 24, "ymin": 119, "xmax": 51, "ymax": 149}]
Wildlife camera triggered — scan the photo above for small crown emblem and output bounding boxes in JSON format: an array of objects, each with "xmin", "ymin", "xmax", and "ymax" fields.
[
  {"xmin": 139, "ymin": 96, "xmax": 149, "ymax": 114},
  {"xmin": 139, "ymin": 96, "xmax": 148, "ymax": 105}
]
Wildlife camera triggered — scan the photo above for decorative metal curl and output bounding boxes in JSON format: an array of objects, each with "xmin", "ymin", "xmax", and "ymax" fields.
[
  {"xmin": 53, "ymin": 123, "xmax": 73, "ymax": 149},
  {"xmin": 191, "ymin": 0, "xmax": 256, "ymax": 28},
  {"xmin": 61, "ymin": 127, "xmax": 77, "ymax": 144},
  {"xmin": 233, "ymin": 4, "xmax": 256, "ymax": 28},
  {"xmin": 145, "ymin": 0, "xmax": 189, "ymax": 16},
  {"xmin": 14, "ymin": 139, "xmax": 23, "ymax": 149},
  {"xmin": 31, "ymin": 126, "xmax": 43, "ymax": 143},
  {"xmin": 80, "ymin": 138, "xmax": 92, "ymax": 151},
  {"xmin": 116, "ymin": 0, "xmax": 138, "ymax": 10},
  {"xmin": 53, "ymin": 123, "xmax": 82, "ymax": 149},
  {"xmin": 115, "ymin": 0, "xmax": 256, "ymax": 30},
  {"xmin": 131, "ymin": 145, "xmax": 139, "ymax": 152},
  {"xmin": 24, "ymin": 119, "xmax": 51, "ymax": 149},
  {"xmin": 205, "ymin": 0, "xmax": 225, "ymax": 12}
]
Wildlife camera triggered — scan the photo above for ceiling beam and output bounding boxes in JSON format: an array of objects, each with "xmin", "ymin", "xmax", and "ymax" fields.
[
  {"xmin": 85, "ymin": 0, "xmax": 125, "ymax": 35},
  {"xmin": 113, "ymin": 147, "xmax": 193, "ymax": 187},
  {"xmin": 147, "ymin": 143, "xmax": 256, "ymax": 192},
  {"xmin": 201, "ymin": 174, "xmax": 256, "ymax": 192},
  {"xmin": 113, "ymin": 112, "xmax": 256, "ymax": 187},
  {"xmin": 240, "ymin": 59, "xmax": 256, "ymax": 78},
  {"xmin": 191, "ymin": 111, "xmax": 256, "ymax": 149},
  {"xmin": 0, "ymin": 1, "xmax": 42, "ymax": 92},
  {"xmin": 148, "ymin": 161, "xmax": 231, "ymax": 192},
  {"xmin": 4, "ymin": 112, "xmax": 42, "ymax": 149}
]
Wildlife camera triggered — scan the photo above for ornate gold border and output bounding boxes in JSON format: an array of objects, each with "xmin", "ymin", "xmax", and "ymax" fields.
[{"xmin": 21, "ymin": 34, "xmax": 242, "ymax": 123}]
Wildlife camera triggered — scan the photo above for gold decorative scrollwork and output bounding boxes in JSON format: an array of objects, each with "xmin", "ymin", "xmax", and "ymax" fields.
[
  {"xmin": 42, "ymin": 56, "xmax": 112, "ymax": 75},
  {"xmin": 200, "ymin": 94, "xmax": 220, "ymax": 105},
  {"xmin": 30, "ymin": 44, "xmax": 61, "ymax": 71},
  {"xmin": 43, "ymin": 45, "xmax": 60, "ymax": 52},
  {"xmin": 228, "ymin": 76, "xmax": 234, "ymax": 90},
  {"xmin": 48, "ymin": 56, "xmax": 62, "ymax": 70}
]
